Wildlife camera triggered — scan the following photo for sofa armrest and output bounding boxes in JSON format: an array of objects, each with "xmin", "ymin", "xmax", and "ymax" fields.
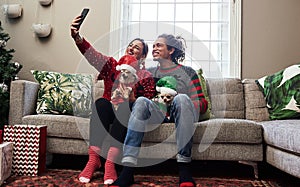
[{"xmin": 9, "ymin": 80, "xmax": 40, "ymax": 125}]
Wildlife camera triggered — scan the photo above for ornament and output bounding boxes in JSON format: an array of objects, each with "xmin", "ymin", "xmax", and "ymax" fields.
[
  {"xmin": 32, "ymin": 23, "xmax": 52, "ymax": 38},
  {"xmin": 14, "ymin": 75, "xmax": 20, "ymax": 80},
  {"xmin": 0, "ymin": 82, "xmax": 8, "ymax": 92},
  {"xmin": 13, "ymin": 61, "xmax": 21, "ymax": 69},
  {"xmin": 3, "ymin": 4, "xmax": 22, "ymax": 18},
  {"xmin": 12, "ymin": 61, "xmax": 22, "ymax": 80},
  {"xmin": 0, "ymin": 40, "xmax": 6, "ymax": 48},
  {"xmin": 39, "ymin": 0, "xmax": 52, "ymax": 6}
]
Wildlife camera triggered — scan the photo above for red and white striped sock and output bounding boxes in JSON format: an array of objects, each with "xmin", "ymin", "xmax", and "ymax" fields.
[
  {"xmin": 104, "ymin": 147, "xmax": 120, "ymax": 185},
  {"xmin": 78, "ymin": 146, "xmax": 101, "ymax": 183}
]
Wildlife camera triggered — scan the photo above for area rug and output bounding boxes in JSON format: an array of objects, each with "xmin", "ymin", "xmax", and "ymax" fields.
[{"xmin": 3, "ymin": 169, "xmax": 280, "ymax": 187}]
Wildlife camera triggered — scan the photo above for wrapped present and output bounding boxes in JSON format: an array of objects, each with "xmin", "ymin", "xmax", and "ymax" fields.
[
  {"xmin": 0, "ymin": 142, "xmax": 13, "ymax": 185},
  {"xmin": 3, "ymin": 125, "xmax": 47, "ymax": 176}
]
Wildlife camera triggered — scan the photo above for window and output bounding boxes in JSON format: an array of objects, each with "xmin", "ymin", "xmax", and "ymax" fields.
[{"xmin": 110, "ymin": 0, "xmax": 241, "ymax": 78}]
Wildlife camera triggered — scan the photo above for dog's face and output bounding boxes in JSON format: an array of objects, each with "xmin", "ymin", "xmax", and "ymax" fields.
[
  {"xmin": 158, "ymin": 93, "xmax": 175, "ymax": 105},
  {"xmin": 118, "ymin": 69, "xmax": 137, "ymax": 84}
]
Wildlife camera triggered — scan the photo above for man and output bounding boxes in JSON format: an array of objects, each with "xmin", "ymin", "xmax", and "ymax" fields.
[{"xmin": 111, "ymin": 34, "xmax": 208, "ymax": 187}]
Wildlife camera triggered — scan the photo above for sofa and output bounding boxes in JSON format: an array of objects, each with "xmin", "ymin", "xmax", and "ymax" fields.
[
  {"xmin": 8, "ymin": 77, "xmax": 299, "ymax": 179},
  {"xmin": 243, "ymin": 79, "xmax": 300, "ymax": 179}
]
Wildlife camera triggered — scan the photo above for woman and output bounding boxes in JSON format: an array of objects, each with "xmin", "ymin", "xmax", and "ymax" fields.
[{"xmin": 70, "ymin": 15, "xmax": 156, "ymax": 184}]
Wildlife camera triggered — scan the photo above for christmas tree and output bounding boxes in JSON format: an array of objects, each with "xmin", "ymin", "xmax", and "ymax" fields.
[{"xmin": 0, "ymin": 23, "xmax": 22, "ymax": 129}]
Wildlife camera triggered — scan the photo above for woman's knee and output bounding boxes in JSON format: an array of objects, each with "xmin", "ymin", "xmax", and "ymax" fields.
[
  {"xmin": 95, "ymin": 98, "xmax": 109, "ymax": 106},
  {"xmin": 95, "ymin": 98, "xmax": 111, "ymax": 111}
]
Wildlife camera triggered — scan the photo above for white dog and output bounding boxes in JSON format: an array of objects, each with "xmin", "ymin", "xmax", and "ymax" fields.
[
  {"xmin": 158, "ymin": 92, "xmax": 176, "ymax": 107},
  {"xmin": 111, "ymin": 55, "xmax": 139, "ymax": 110},
  {"xmin": 111, "ymin": 69, "xmax": 137, "ymax": 104},
  {"xmin": 155, "ymin": 76, "xmax": 178, "ymax": 119}
]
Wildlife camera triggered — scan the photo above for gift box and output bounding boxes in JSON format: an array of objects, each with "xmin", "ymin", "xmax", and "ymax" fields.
[
  {"xmin": 3, "ymin": 125, "xmax": 47, "ymax": 176},
  {"xmin": 0, "ymin": 142, "xmax": 13, "ymax": 185}
]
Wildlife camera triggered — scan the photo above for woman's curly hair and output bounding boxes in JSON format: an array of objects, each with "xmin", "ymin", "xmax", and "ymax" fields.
[{"xmin": 157, "ymin": 34, "xmax": 186, "ymax": 64}]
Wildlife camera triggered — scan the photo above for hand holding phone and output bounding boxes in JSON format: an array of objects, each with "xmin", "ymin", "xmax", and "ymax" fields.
[{"xmin": 75, "ymin": 8, "xmax": 89, "ymax": 29}]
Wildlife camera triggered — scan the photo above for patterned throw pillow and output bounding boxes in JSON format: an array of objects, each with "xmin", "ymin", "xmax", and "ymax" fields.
[
  {"xmin": 255, "ymin": 63, "xmax": 300, "ymax": 120},
  {"xmin": 31, "ymin": 70, "xmax": 93, "ymax": 118},
  {"xmin": 197, "ymin": 69, "xmax": 212, "ymax": 121}
]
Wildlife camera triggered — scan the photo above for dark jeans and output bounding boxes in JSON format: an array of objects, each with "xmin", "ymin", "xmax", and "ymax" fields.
[{"xmin": 89, "ymin": 98, "xmax": 131, "ymax": 149}]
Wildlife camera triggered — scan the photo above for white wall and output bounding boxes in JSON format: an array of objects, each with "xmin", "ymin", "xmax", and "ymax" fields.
[
  {"xmin": 242, "ymin": 0, "xmax": 300, "ymax": 79},
  {"xmin": 1, "ymin": 0, "xmax": 300, "ymax": 80},
  {"xmin": 0, "ymin": 0, "xmax": 111, "ymax": 81}
]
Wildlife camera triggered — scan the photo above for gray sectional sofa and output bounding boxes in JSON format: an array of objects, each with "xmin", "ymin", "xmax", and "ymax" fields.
[
  {"xmin": 244, "ymin": 79, "xmax": 300, "ymax": 179},
  {"xmin": 8, "ymin": 78, "xmax": 300, "ymax": 179}
]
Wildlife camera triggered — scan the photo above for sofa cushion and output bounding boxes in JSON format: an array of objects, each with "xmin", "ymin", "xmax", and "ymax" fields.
[
  {"xmin": 140, "ymin": 142, "xmax": 263, "ymax": 161},
  {"xmin": 243, "ymin": 79, "xmax": 270, "ymax": 122},
  {"xmin": 47, "ymin": 137, "xmax": 88, "ymax": 155},
  {"xmin": 31, "ymin": 70, "xmax": 93, "ymax": 117},
  {"xmin": 93, "ymin": 80, "xmax": 104, "ymax": 100},
  {"xmin": 22, "ymin": 114, "xmax": 89, "ymax": 140},
  {"xmin": 206, "ymin": 78, "xmax": 244, "ymax": 119},
  {"xmin": 260, "ymin": 120, "xmax": 300, "ymax": 154},
  {"xmin": 197, "ymin": 69, "xmax": 212, "ymax": 121},
  {"xmin": 143, "ymin": 118, "xmax": 262, "ymax": 144},
  {"xmin": 195, "ymin": 119, "xmax": 262, "ymax": 144},
  {"xmin": 256, "ymin": 63, "xmax": 300, "ymax": 120},
  {"xmin": 265, "ymin": 146, "xmax": 300, "ymax": 179}
]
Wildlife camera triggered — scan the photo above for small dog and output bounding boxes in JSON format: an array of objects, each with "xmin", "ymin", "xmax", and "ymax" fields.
[
  {"xmin": 118, "ymin": 69, "xmax": 138, "ymax": 85},
  {"xmin": 155, "ymin": 76, "xmax": 178, "ymax": 119},
  {"xmin": 158, "ymin": 93, "xmax": 175, "ymax": 107},
  {"xmin": 156, "ymin": 92, "xmax": 176, "ymax": 121},
  {"xmin": 111, "ymin": 69, "xmax": 137, "ymax": 100},
  {"xmin": 111, "ymin": 56, "xmax": 139, "ymax": 110}
]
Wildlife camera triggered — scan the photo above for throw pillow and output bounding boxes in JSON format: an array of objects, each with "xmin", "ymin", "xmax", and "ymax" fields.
[
  {"xmin": 31, "ymin": 70, "xmax": 93, "ymax": 118},
  {"xmin": 197, "ymin": 69, "xmax": 212, "ymax": 121},
  {"xmin": 255, "ymin": 63, "xmax": 300, "ymax": 120}
]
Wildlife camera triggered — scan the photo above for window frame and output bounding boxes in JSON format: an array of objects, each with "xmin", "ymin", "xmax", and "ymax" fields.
[{"xmin": 110, "ymin": 0, "xmax": 242, "ymax": 78}]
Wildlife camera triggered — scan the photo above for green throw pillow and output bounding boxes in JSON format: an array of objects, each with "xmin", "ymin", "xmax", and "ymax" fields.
[
  {"xmin": 255, "ymin": 63, "xmax": 300, "ymax": 120},
  {"xmin": 31, "ymin": 70, "xmax": 93, "ymax": 118},
  {"xmin": 197, "ymin": 69, "xmax": 212, "ymax": 121}
]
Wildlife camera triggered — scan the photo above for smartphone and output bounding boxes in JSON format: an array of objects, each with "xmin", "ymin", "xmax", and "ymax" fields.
[{"xmin": 76, "ymin": 8, "xmax": 89, "ymax": 29}]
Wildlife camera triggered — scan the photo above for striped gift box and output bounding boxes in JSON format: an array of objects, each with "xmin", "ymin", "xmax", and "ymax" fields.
[
  {"xmin": 0, "ymin": 142, "xmax": 13, "ymax": 185},
  {"xmin": 3, "ymin": 125, "xmax": 47, "ymax": 176}
]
